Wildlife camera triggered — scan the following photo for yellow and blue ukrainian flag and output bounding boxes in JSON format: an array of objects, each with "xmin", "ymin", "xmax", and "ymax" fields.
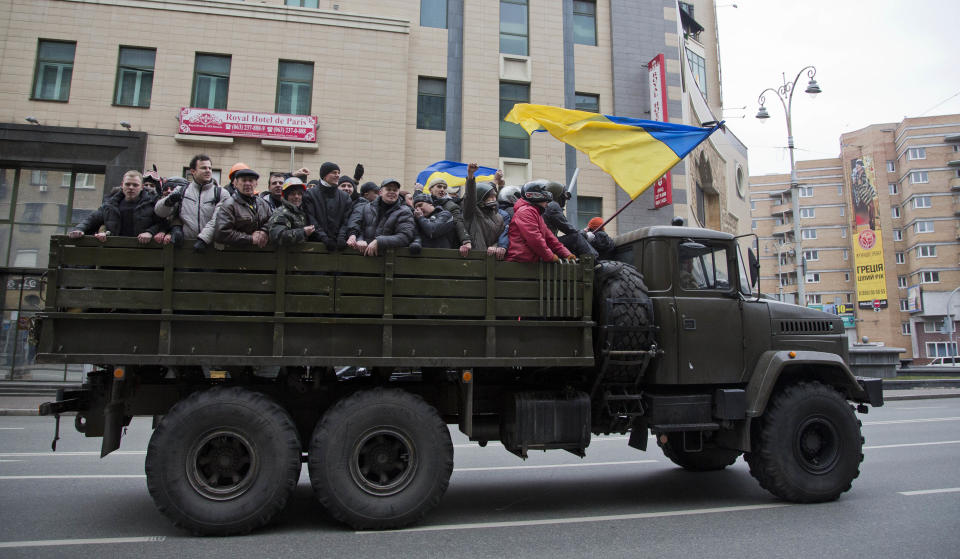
[
  {"xmin": 417, "ymin": 161, "xmax": 498, "ymax": 194},
  {"xmin": 505, "ymin": 103, "xmax": 722, "ymax": 199}
]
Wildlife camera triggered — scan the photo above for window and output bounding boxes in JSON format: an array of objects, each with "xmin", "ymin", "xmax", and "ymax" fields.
[
  {"xmin": 500, "ymin": 0, "xmax": 529, "ymax": 56},
  {"xmin": 276, "ymin": 61, "xmax": 313, "ymax": 115},
  {"xmin": 907, "ymin": 147, "xmax": 926, "ymax": 160},
  {"xmin": 923, "ymin": 320, "xmax": 945, "ymax": 334},
  {"xmin": 842, "ymin": 249, "xmax": 848, "ymax": 260},
  {"xmin": 840, "ymin": 228, "xmax": 847, "ymax": 238},
  {"xmin": 803, "ymin": 250, "xmax": 819, "ymax": 261},
  {"xmin": 806, "ymin": 294, "xmax": 822, "ymax": 305},
  {"xmin": 575, "ymin": 93, "xmax": 599, "ymax": 113},
  {"xmin": 844, "ymin": 272, "xmax": 850, "ymax": 281},
  {"xmin": 800, "ymin": 208, "xmax": 815, "ymax": 218},
  {"xmin": 113, "ymin": 47, "xmax": 155, "ymax": 107},
  {"xmin": 60, "ymin": 172, "xmax": 96, "ymax": 189},
  {"xmin": 678, "ymin": 243, "xmax": 729, "ymax": 291},
  {"xmin": 420, "ymin": 0, "xmax": 447, "ymax": 28},
  {"xmin": 573, "ymin": 0, "xmax": 597, "ymax": 46},
  {"xmin": 889, "ymin": 183, "xmax": 898, "ymax": 195},
  {"xmin": 805, "ymin": 273, "xmax": 820, "ymax": 284},
  {"xmin": 837, "ymin": 185, "xmax": 843, "ymax": 196},
  {"xmin": 576, "ymin": 196, "xmax": 602, "ymax": 229},
  {"xmin": 910, "ymin": 171, "xmax": 929, "ymax": 184},
  {"xmin": 286, "ymin": 0, "xmax": 318, "ymax": 7},
  {"xmin": 917, "ymin": 245, "xmax": 937, "ymax": 258},
  {"xmin": 913, "ymin": 195, "xmax": 932, "ymax": 209},
  {"xmin": 32, "ymin": 40, "xmax": 75, "ymax": 101},
  {"xmin": 920, "ymin": 271, "xmax": 940, "ymax": 284},
  {"xmin": 901, "ymin": 322, "xmax": 911, "ymax": 335},
  {"xmin": 500, "ymin": 82, "xmax": 530, "ymax": 158},
  {"xmin": 30, "ymin": 171, "xmax": 47, "ymax": 186},
  {"xmin": 893, "ymin": 229, "xmax": 903, "ymax": 241},
  {"xmin": 192, "ymin": 53, "xmax": 230, "ymax": 109},
  {"xmin": 900, "ymin": 300, "xmax": 910, "ymax": 311},
  {"xmin": 751, "ymin": 220, "xmax": 757, "ymax": 230},
  {"xmin": 695, "ymin": 182, "xmax": 706, "ymax": 226},
  {"xmin": 891, "ymin": 206, "xmax": 901, "ymax": 218},
  {"xmin": 417, "ymin": 77, "xmax": 446, "ymax": 130},
  {"xmin": 914, "ymin": 220, "xmax": 934, "ymax": 234},
  {"xmin": 886, "ymin": 161, "xmax": 895, "ymax": 173},
  {"xmin": 12, "ymin": 249, "xmax": 38, "ymax": 268},
  {"xmin": 750, "ymin": 200, "xmax": 756, "ymax": 210},
  {"xmin": 20, "ymin": 203, "xmax": 43, "ymax": 232},
  {"xmin": 927, "ymin": 342, "xmax": 958, "ymax": 358},
  {"xmin": 895, "ymin": 252, "xmax": 905, "ymax": 264},
  {"xmin": 897, "ymin": 275, "xmax": 907, "ymax": 288},
  {"xmin": 798, "ymin": 186, "xmax": 814, "ymax": 198},
  {"xmin": 801, "ymin": 228, "xmax": 817, "ymax": 239},
  {"xmin": 840, "ymin": 206, "xmax": 844, "ymax": 216},
  {"xmin": 686, "ymin": 49, "xmax": 707, "ymax": 96}
]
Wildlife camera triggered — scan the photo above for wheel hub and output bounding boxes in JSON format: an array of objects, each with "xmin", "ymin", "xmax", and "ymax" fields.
[
  {"xmin": 350, "ymin": 427, "xmax": 418, "ymax": 496},
  {"xmin": 794, "ymin": 415, "xmax": 840, "ymax": 475},
  {"xmin": 187, "ymin": 430, "xmax": 259, "ymax": 501}
]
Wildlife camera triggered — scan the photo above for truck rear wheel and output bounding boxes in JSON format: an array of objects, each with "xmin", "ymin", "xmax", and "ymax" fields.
[
  {"xmin": 657, "ymin": 432, "xmax": 741, "ymax": 471},
  {"xmin": 593, "ymin": 260, "xmax": 652, "ymax": 383},
  {"xmin": 145, "ymin": 387, "xmax": 301, "ymax": 536},
  {"xmin": 744, "ymin": 381, "xmax": 863, "ymax": 502},
  {"xmin": 307, "ymin": 387, "xmax": 453, "ymax": 530}
]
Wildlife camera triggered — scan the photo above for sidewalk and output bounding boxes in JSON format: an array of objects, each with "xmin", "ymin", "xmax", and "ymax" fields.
[{"xmin": 2, "ymin": 384, "xmax": 959, "ymax": 416}]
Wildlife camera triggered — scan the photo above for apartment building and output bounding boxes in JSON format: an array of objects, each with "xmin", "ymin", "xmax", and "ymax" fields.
[
  {"xmin": 0, "ymin": 0, "xmax": 749, "ymax": 381},
  {"xmin": 751, "ymin": 114, "xmax": 960, "ymax": 360}
]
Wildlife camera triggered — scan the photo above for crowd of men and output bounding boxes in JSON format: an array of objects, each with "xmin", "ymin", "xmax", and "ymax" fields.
[{"xmin": 68, "ymin": 154, "xmax": 615, "ymax": 263}]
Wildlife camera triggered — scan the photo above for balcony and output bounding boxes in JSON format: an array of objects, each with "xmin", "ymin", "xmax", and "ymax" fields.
[
  {"xmin": 773, "ymin": 222, "xmax": 794, "ymax": 236},
  {"xmin": 951, "ymin": 176, "xmax": 960, "ymax": 191},
  {"xmin": 771, "ymin": 203, "xmax": 792, "ymax": 216}
]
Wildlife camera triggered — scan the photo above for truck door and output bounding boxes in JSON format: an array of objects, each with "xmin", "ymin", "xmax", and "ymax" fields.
[{"xmin": 673, "ymin": 240, "xmax": 744, "ymax": 384}]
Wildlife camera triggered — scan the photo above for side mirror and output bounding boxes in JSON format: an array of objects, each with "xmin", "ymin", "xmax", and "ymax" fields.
[{"xmin": 748, "ymin": 248, "xmax": 760, "ymax": 288}]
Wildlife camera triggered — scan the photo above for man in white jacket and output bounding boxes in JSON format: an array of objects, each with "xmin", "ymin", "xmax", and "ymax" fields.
[{"xmin": 154, "ymin": 154, "xmax": 223, "ymax": 251}]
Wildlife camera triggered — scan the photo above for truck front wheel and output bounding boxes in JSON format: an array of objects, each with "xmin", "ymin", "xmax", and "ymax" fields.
[
  {"xmin": 144, "ymin": 387, "xmax": 301, "ymax": 536},
  {"xmin": 745, "ymin": 381, "xmax": 864, "ymax": 502},
  {"xmin": 308, "ymin": 387, "xmax": 453, "ymax": 530}
]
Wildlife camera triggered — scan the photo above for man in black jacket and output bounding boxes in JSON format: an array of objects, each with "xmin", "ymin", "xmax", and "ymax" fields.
[
  {"xmin": 68, "ymin": 170, "xmax": 160, "ymax": 244},
  {"xmin": 412, "ymin": 192, "xmax": 457, "ymax": 249},
  {"xmin": 303, "ymin": 162, "xmax": 352, "ymax": 251},
  {"xmin": 346, "ymin": 179, "xmax": 415, "ymax": 256}
]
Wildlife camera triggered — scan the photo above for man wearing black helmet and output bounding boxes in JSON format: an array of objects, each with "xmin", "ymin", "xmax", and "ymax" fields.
[
  {"xmin": 506, "ymin": 182, "xmax": 575, "ymax": 263},
  {"xmin": 303, "ymin": 161, "xmax": 352, "ymax": 251},
  {"xmin": 540, "ymin": 180, "xmax": 598, "ymax": 258}
]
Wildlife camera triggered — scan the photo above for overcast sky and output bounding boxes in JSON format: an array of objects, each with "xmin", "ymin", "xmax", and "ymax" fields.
[{"xmin": 715, "ymin": 0, "xmax": 960, "ymax": 177}]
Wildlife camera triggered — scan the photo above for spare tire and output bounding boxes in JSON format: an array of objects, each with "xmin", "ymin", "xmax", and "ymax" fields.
[{"xmin": 593, "ymin": 260, "xmax": 653, "ymax": 383}]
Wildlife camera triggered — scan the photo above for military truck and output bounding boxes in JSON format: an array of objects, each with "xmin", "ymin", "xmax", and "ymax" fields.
[{"xmin": 36, "ymin": 226, "xmax": 882, "ymax": 535}]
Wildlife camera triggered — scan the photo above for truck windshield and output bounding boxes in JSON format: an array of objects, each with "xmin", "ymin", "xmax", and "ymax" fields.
[{"xmin": 678, "ymin": 242, "xmax": 729, "ymax": 291}]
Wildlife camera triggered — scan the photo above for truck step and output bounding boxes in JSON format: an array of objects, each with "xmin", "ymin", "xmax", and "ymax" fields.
[{"xmin": 651, "ymin": 422, "xmax": 720, "ymax": 432}]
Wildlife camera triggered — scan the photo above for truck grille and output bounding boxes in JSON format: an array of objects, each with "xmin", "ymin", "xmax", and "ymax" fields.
[{"xmin": 777, "ymin": 320, "xmax": 836, "ymax": 334}]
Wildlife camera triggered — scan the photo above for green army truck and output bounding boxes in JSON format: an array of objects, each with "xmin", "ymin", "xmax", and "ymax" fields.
[{"xmin": 36, "ymin": 225, "xmax": 882, "ymax": 535}]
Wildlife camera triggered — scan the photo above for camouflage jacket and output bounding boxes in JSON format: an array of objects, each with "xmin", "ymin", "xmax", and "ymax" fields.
[{"xmin": 267, "ymin": 199, "xmax": 309, "ymax": 246}]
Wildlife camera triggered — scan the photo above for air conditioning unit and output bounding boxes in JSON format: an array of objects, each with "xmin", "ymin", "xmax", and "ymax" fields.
[{"xmin": 38, "ymin": 184, "xmax": 48, "ymax": 192}]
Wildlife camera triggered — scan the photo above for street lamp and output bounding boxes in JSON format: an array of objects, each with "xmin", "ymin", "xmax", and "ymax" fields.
[{"xmin": 756, "ymin": 65, "xmax": 821, "ymax": 306}]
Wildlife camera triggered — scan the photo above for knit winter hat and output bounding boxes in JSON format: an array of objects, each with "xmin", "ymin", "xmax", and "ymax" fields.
[
  {"xmin": 319, "ymin": 162, "xmax": 340, "ymax": 181},
  {"xmin": 587, "ymin": 217, "xmax": 605, "ymax": 231}
]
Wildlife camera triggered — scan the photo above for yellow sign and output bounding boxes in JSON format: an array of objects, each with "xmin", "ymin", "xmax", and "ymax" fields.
[{"xmin": 850, "ymin": 156, "xmax": 887, "ymax": 309}]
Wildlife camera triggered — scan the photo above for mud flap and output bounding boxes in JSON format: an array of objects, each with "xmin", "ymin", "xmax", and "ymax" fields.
[{"xmin": 101, "ymin": 401, "xmax": 125, "ymax": 457}]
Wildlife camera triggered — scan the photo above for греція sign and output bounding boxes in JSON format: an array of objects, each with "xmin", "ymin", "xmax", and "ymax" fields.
[
  {"xmin": 178, "ymin": 107, "xmax": 318, "ymax": 142},
  {"xmin": 849, "ymin": 155, "xmax": 887, "ymax": 309}
]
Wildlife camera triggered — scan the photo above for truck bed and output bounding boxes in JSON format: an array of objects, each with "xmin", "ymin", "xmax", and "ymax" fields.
[{"xmin": 37, "ymin": 236, "xmax": 595, "ymax": 368}]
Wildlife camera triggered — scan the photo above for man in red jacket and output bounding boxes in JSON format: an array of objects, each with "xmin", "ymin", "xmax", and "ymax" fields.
[{"xmin": 506, "ymin": 182, "xmax": 576, "ymax": 263}]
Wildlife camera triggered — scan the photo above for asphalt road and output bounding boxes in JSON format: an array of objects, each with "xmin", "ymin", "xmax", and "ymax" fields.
[{"xmin": 0, "ymin": 399, "xmax": 958, "ymax": 559}]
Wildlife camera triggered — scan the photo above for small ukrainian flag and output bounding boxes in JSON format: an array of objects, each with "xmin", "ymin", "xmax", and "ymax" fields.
[
  {"xmin": 505, "ymin": 103, "xmax": 721, "ymax": 199},
  {"xmin": 416, "ymin": 161, "xmax": 498, "ymax": 194}
]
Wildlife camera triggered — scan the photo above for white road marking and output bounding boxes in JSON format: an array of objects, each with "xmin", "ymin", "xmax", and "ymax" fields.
[
  {"xmin": 0, "ymin": 474, "xmax": 145, "ymax": 480},
  {"xmin": 0, "ymin": 536, "xmax": 165, "ymax": 549},
  {"xmin": 0, "ymin": 451, "xmax": 145, "ymax": 458},
  {"xmin": 864, "ymin": 440, "xmax": 960, "ymax": 450},
  {"xmin": 898, "ymin": 487, "xmax": 960, "ymax": 496},
  {"xmin": 0, "ymin": 460, "xmax": 22, "ymax": 463},
  {"xmin": 895, "ymin": 406, "xmax": 948, "ymax": 410},
  {"xmin": 358, "ymin": 503, "xmax": 790, "ymax": 534},
  {"xmin": 454, "ymin": 460, "xmax": 657, "ymax": 473},
  {"xmin": 863, "ymin": 417, "xmax": 960, "ymax": 426},
  {"xmin": 454, "ymin": 436, "xmax": 631, "ymax": 449},
  {"xmin": 0, "ymin": 427, "xmax": 25, "ymax": 430}
]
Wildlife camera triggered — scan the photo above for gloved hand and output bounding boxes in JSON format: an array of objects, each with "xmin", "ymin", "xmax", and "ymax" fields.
[
  {"xmin": 409, "ymin": 242, "xmax": 422, "ymax": 256},
  {"xmin": 163, "ymin": 190, "xmax": 183, "ymax": 207},
  {"xmin": 353, "ymin": 163, "xmax": 364, "ymax": 181},
  {"xmin": 193, "ymin": 239, "xmax": 207, "ymax": 253},
  {"xmin": 169, "ymin": 226, "xmax": 183, "ymax": 247},
  {"xmin": 324, "ymin": 238, "xmax": 337, "ymax": 252}
]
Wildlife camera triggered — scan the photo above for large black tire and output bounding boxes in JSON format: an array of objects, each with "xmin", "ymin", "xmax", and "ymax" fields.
[
  {"xmin": 593, "ymin": 260, "xmax": 653, "ymax": 383},
  {"xmin": 744, "ymin": 381, "xmax": 864, "ymax": 502},
  {"xmin": 657, "ymin": 432, "xmax": 741, "ymax": 471},
  {"xmin": 307, "ymin": 387, "xmax": 453, "ymax": 530},
  {"xmin": 145, "ymin": 387, "xmax": 301, "ymax": 536}
]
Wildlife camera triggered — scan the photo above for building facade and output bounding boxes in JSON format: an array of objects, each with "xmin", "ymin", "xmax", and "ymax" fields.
[
  {"xmin": 0, "ymin": 0, "xmax": 747, "ymax": 381},
  {"xmin": 750, "ymin": 114, "xmax": 960, "ymax": 361}
]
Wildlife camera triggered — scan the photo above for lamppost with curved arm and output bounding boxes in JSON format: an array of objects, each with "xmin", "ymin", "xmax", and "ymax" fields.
[{"xmin": 756, "ymin": 66, "xmax": 822, "ymax": 306}]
